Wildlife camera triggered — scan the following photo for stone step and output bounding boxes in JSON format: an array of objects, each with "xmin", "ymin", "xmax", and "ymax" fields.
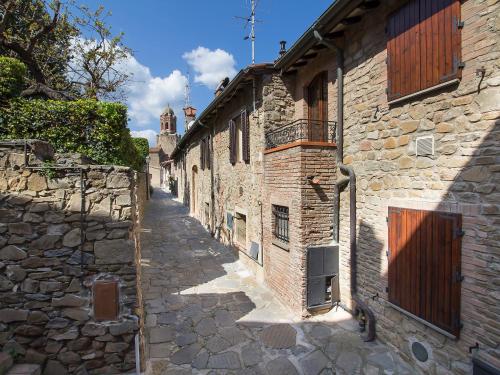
[
  {"xmin": 6, "ymin": 364, "xmax": 41, "ymax": 375},
  {"xmin": 0, "ymin": 353, "xmax": 13, "ymax": 375}
]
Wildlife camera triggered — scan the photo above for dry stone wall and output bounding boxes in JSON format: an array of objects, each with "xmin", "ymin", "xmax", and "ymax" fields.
[{"xmin": 0, "ymin": 142, "xmax": 143, "ymax": 374}]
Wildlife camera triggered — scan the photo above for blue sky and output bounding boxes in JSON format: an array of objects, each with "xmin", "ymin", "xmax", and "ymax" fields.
[{"xmin": 83, "ymin": 0, "xmax": 332, "ymax": 145}]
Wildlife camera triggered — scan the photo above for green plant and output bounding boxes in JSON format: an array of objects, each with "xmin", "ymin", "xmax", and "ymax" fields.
[
  {"xmin": 132, "ymin": 137, "xmax": 149, "ymax": 168},
  {"xmin": 0, "ymin": 98, "xmax": 142, "ymax": 170},
  {"xmin": 40, "ymin": 160, "xmax": 57, "ymax": 179},
  {"xmin": 0, "ymin": 57, "xmax": 27, "ymax": 99}
]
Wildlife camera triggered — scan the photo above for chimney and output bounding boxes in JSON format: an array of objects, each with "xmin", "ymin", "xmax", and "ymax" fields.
[
  {"xmin": 279, "ymin": 40, "xmax": 287, "ymax": 57},
  {"xmin": 183, "ymin": 106, "xmax": 197, "ymax": 128}
]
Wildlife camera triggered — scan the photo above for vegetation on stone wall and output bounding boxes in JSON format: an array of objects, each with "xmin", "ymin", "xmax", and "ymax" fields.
[
  {"xmin": 0, "ymin": 57, "xmax": 27, "ymax": 99},
  {"xmin": 0, "ymin": 97, "xmax": 142, "ymax": 170}
]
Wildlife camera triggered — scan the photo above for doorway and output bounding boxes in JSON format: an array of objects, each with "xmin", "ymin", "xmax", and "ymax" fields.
[
  {"xmin": 307, "ymin": 71, "xmax": 328, "ymax": 142},
  {"xmin": 191, "ymin": 165, "xmax": 197, "ymax": 214}
]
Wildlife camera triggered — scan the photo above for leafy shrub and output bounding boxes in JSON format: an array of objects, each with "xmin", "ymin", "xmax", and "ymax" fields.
[
  {"xmin": 132, "ymin": 137, "xmax": 149, "ymax": 168},
  {"xmin": 0, "ymin": 98, "xmax": 142, "ymax": 170},
  {"xmin": 0, "ymin": 57, "xmax": 27, "ymax": 99}
]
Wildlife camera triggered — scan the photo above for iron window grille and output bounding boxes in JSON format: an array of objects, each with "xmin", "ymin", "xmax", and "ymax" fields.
[{"xmin": 272, "ymin": 205, "xmax": 289, "ymax": 244}]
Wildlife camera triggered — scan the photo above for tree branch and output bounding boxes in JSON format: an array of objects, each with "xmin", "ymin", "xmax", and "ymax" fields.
[{"xmin": 28, "ymin": 0, "xmax": 61, "ymax": 53}]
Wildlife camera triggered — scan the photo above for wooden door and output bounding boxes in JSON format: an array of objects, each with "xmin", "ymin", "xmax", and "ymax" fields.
[{"xmin": 307, "ymin": 72, "xmax": 328, "ymax": 142}]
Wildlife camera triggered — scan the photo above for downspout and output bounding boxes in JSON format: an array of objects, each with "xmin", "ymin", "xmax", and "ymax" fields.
[{"xmin": 314, "ymin": 30, "xmax": 375, "ymax": 341}]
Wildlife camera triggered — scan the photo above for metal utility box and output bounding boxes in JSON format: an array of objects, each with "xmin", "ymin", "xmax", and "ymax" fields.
[{"xmin": 307, "ymin": 245, "xmax": 339, "ymax": 309}]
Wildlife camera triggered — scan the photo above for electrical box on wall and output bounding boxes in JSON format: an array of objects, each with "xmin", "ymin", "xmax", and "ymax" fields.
[{"xmin": 307, "ymin": 245, "xmax": 339, "ymax": 310}]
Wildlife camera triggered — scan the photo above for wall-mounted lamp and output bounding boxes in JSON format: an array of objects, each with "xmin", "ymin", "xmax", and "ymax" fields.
[{"xmin": 307, "ymin": 176, "xmax": 321, "ymax": 185}]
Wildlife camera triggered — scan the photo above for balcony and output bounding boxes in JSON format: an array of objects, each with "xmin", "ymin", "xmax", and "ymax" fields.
[{"xmin": 265, "ymin": 119, "xmax": 337, "ymax": 150}]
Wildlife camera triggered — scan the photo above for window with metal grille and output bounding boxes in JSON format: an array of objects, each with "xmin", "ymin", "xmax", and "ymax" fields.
[
  {"xmin": 272, "ymin": 205, "xmax": 289, "ymax": 246},
  {"xmin": 387, "ymin": 207, "xmax": 462, "ymax": 337},
  {"xmin": 386, "ymin": 0, "xmax": 462, "ymax": 102}
]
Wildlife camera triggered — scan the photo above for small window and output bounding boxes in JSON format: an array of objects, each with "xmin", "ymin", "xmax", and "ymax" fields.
[
  {"xmin": 387, "ymin": 0, "xmax": 462, "ymax": 102},
  {"xmin": 235, "ymin": 212, "xmax": 247, "ymax": 247},
  {"xmin": 93, "ymin": 280, "xmax": 119, "ymax": 321},
  {"xmin": 388, "ymin": 207, "xmax": 462, "ymax": 337},
  {"xmin": 200, "ymin": 137, "xmax": 210, "ymax": 170},
  {"xmin": 272, "ymin": 205, "xmax": 289, "ymax": 248}
]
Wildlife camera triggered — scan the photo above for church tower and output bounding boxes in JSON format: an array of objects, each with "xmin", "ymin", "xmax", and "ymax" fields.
[{"xmin": 160, "ymin": 104, "xmax": 177, "ymax": 134}]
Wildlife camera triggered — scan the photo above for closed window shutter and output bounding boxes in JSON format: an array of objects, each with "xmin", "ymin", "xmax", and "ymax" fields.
[
  {"xmin": 388, "ymin": 207, "xmax": 462, "ymax": 337},
  {"xmin": 93, "ymin": 280, "xmax": 119, "ymax": 321},
  {"xmin": 200, "ymin": 139, "xmax": 205, "ymax": 170},
  {"xmin": 241, "ymin": 110, "xmax": 250, "ymax": 163},
  {"xmin": 387, "ymin": 0, "xmax": 462, "ymax": 101},
  {"xmin": 229, "ymin": 120, "xmax": 236, "ymax": 165},
  {"xmin": 206, "ymin": 136, "xmax": 211, "ymax": 170}
]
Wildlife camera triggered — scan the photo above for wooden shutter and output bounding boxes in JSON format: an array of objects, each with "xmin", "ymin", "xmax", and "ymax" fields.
[
  {"xmin": 229, "ymin": 120, "xmax": 236, "ymax": 165},
  {"xmin": 387, "ymin": 0, "xmax": 462, "ymax": 101},
  {"xmin": 241, "ymin": 110, "xmax": 250, "ymax": 163},
  {"xmin": 307, "ymin": 71, "xmax": 328, "ymax": 141},
  {"xmin": 206, "ymin": 135, "xmax": 211, "ymax": 170},
  {"xmin": 388, "ymin": 207, "xmax": 462, "ymax": 337},
  {"xmin": 93, "ymin": 280, "xmax": 119, "ymax": 321},
  {"xmin": 200, "ymin": 139, "xmax": 205, "ymax": 170}
]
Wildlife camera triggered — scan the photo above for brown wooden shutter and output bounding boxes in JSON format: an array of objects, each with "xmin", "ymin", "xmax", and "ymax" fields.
[
  {"xmin": 229, "ymin": 120, "xmax": 236, "ymax": 165},
  {"xmin": 241, "ymin": 110, "xmax": 250, "ymax": 163},
  {"xmin": 93, "ymin": 280, "xmax": 119, "ymax": 321},
  {"xmin": 387, "ymin": 0, "xmax": 462, "ymax": 101},
  {"xmin": 388, "ymin": 207, "xmax": 462, "ymax": 337},
  {"xmin": 206, "ymin": 135, "xmax": 211, "ymax": 170},
  {"xmin": 200, "ymin": 139, "xmax": 205, "ymax": 170}
]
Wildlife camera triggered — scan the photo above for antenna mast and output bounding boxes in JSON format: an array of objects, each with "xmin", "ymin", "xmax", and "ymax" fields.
[
  {"xmin": 250, "ymin": 0, "xmax": 255, "ymax": 64},
  {"xmin": 184, "ymin": 71, "xmax": 191, "ymax": 109}
]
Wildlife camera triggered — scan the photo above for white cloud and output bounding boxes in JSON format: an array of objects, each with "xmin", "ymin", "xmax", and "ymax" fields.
[
  {"xmin": 130, "ymin": 129, "xmax": 157, "ymax": 147},
  {"xmin": 183, "ymin": 47, "xmax": 237, "ymax": 89},
  {"xmin": 122, "ymin": 55, "xmax": 187, "ymax": 126}
]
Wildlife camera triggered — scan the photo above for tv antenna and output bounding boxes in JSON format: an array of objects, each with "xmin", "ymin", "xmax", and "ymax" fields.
[
  {"xmin": 234, "ymin": 0, "xmax": 262, "ymax": 64},
  {"xmin": 184, "ymin": 71, "xmax": 191, "ymax": 109}
]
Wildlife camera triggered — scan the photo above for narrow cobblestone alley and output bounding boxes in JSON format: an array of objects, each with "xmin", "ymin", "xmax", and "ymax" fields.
[{"xmin": 139, "ymin": 190, "xmax": 413, "ymax": 375}]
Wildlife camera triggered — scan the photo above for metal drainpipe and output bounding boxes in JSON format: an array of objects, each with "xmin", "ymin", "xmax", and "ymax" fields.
[{"xmin": 313, "ymin": 30, "xmax": 375, "ymax": 341}]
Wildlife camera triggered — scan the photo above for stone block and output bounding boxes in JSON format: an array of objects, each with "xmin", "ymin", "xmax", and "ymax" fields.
[
  {"xmin": 8, "ymin": 223, "xmax": 32, "ymax": 235},
  {"xmin": 52, "ymin": 294, "xmax": 87, "ymax": 307},
  {"xmin": 27, "ymin": 174, "xmax": 47, "ymax": 192},
  {"xmin": 7, "ymin": 364, "xmax": 41, "ymax": 375},
  {"xmin": 62, "ymin": 228, "xmax": 81, "ymax": 248},
  {"xmin": 0, "ymin": 246, "xmax": 27, "ymax": 261},
  {"xmin": 94, "ymin": 239, "xmax": 134, "ymax": 265}
]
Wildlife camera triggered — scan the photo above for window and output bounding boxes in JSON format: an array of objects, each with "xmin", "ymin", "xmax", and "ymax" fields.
[
  {"xmin": 229, "ymin": 110, "xmax": 249, "ymax": 164},
  {"xmin": 93, "ymin": 280, "xmax": 119, "ymax": 321},
  {"xmin": 386, "ymin": 0, "xmax": 462, "ymax": 102},
  {"xmin": 272, "ymin": 205, "xmax": 289, "ymax": 248},
  {"xmin": 200, "ymin": 136, "xmax": 210, "ymax": 170},
  {"xmin": 235, "ymin": 212, "xmax": 247, "ymax": 246},
  {"xmin": 387, "ymin": 207, "xmax": 462, "ymax": 337}
]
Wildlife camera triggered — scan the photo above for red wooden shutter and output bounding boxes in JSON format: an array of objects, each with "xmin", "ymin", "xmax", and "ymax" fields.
[
  {"xmin": 241, "ymin": 110, "xmax": 250, "ymax": 163},
  {"xmin": 387, "ymin": 0, "xmax": 462, "ymax": 101},
  {"xmin": 388, "ymin": 207, "xmax": 462, "ymax": 337},
  {"xmin": 93, "ymin": 280, "xmax": 119, "ymax": 321},
  {"xmin": 229, "ymin": 120, "xmax": 236, "ymax": 165}
]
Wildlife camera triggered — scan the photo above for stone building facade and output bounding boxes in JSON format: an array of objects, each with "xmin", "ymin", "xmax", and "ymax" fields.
[
  {"xmin": 171, "ymin": 0, "xmax": 499, "ymax": 373},
  {"xmin": 0, "ymin": 141, "xmax": 146, "ymax": 374},
  {"xmin": 274, "ymin": 0, "xmax": 500, "ymax": 373}
]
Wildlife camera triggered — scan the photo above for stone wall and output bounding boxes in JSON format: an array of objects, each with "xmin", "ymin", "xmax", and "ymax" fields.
[
  {"xmin": 283, "ymin": 0, "xmax": 499, "ymax": 372},
  {"xmin": 0, "ymin": 142, "xmax": 143, "ymax": 374}
]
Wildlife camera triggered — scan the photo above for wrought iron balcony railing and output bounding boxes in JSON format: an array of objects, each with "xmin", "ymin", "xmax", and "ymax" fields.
[{"xmin": 265, "ymin": 119, "xmax": 337, "ymax": 150}]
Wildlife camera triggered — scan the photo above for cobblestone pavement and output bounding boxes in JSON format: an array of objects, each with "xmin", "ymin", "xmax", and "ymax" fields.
[{"xmin": 140, "ymin": 189, "xmax": 413, "ymax": 375}]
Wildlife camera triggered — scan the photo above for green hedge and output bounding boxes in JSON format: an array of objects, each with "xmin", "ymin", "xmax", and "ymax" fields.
[
  {"xmin": 0, "ymin": 98, "xmax": 142, "ymax": 170},
  {"xmin": 0, "ymin": 57, "xmax": 27, "ymax": 99},
  {"xmin": 132, "ymin": 137, "xmax": 149, "ymax": 168}
]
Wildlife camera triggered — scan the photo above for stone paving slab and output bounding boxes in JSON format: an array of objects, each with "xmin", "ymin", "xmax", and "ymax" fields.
[{"xmin": 140, "ymin": 190, "xmax": 413, "ymax": 375}]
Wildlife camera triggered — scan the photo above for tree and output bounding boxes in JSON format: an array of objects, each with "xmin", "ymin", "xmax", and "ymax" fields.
[
  {"xmin": 132, "ymin": 137, "xmax": 149, "ymax": 168},
  {"xmin": 68, "ymin": 5, "xmax": 131, "ymax": 101},
  {"xmin": 0, "ymin": 0, "xmax": 77, "ymax": 99},
  {"xmin": 0, "ymin": 0, "xmax": 132, "ymax": 101}
]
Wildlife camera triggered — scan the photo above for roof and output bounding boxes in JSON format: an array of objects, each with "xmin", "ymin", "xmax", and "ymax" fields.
[
  {"xmin": 274, "ymin": 0, "xmax": 378, "ymax": 72},
  {"xmin": 162, "ymin": 104, "xmax": 174, "ymax": 116},
  {"xmin": 171, "ymin": 63, "xmax": 275, "ymax": 159}
]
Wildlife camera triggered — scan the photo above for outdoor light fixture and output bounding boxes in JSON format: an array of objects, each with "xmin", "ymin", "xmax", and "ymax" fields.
[{"xmin": 307, "ymin": 176, "xmax": 321, "ymax": 185}]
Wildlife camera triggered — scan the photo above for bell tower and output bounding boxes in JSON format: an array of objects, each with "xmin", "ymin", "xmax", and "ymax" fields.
[{"xmin": 160, "ymin": 104, "xmax": 177, "ymax": 134}]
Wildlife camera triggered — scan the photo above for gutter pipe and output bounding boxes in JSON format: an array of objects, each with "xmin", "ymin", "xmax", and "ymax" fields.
[{"xmin": 313, "ymin": 30, "xmax": 375, "ymax": 342}]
